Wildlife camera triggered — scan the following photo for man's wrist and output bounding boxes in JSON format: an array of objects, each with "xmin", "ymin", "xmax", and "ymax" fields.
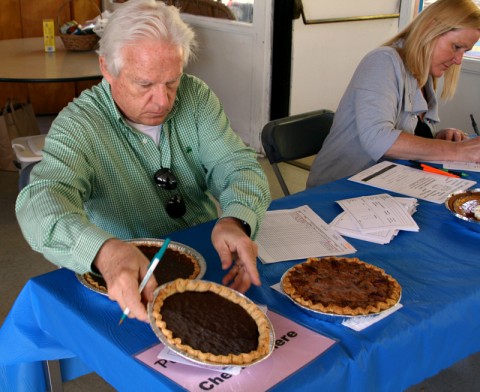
[
  {"xmin": 218, "ymin": 217, "xmax": 251, "ymax": 237},
  {"xmin": 238, "ymin": 219, "xmax": 251, "ymax": 237}
]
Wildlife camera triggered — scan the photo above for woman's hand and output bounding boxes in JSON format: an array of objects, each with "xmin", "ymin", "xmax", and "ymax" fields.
[{"xmin": 435, "ymin": 128, "xmax": 470, "ymax": 142}]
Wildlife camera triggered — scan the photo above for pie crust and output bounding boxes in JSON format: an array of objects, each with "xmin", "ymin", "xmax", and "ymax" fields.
[
  {"xmin": 282, "ymin": 257, "xmax": 401, "ymax": 316},
  {"xmin": 83, "ymin": 272, "xmax": 107, "ymax": 293},
  {"xmin": 151, "ymin": 279, "xmax": 272, "ymax": 365}
]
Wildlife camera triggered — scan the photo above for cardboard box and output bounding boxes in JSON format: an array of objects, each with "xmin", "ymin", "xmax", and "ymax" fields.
[{"xmin": 43, "ymin": 19, "xmax": 55, "ymax": 52}]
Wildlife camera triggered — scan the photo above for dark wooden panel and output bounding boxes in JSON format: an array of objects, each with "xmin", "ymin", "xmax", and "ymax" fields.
[
  {"xmin": 20, "ymin": 0, "xmax": 68, "ymax": 38},
  {"xmin": 0, "ymin": 0, "xmax": 23, "ymax": 40},
  {"xmin": 0, "ymin": 82, "xmax": 28, "ymax": 108},
  {"xmin": 28, "ymin": 82, "xmax": 76, "ymax": 115},
  {"xmin": 72, "ymin": 0, "xmax": 101, "ymax": 23}
]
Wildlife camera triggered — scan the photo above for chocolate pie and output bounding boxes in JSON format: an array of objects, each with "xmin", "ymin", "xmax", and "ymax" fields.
[
  {"xmin": 81, "ymin": 242, "xmax": 201, "ymax": 294},
  {"xmin": 282, "ymin": 257, "xmax": 401, "ymax": 316},
  {"xmin": 151, "ymin": 279, "xmax": 272, "ymax": 365},
  {"xmin": 137, "ymin": 245, "xmax": 201, "ymax": 286}
]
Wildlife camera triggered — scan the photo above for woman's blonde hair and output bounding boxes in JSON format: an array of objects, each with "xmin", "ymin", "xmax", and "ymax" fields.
[{"xmin": 384, "ymin": 0, "xmax": 480, "ymax": 99}]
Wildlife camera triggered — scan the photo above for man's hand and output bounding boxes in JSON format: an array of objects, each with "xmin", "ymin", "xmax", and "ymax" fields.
[
  {"xmin": 211, "ymin": 217, "xmax": 261, "ymax": 293},
  {"xmin": 93, "ymin": 238, "xmax": 157, "ymax": 322}
]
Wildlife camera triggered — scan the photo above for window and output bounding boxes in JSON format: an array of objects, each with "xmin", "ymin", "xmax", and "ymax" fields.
[{"xmin": 419, "ymin": 0, "xmax": 480, "ymax": 59}]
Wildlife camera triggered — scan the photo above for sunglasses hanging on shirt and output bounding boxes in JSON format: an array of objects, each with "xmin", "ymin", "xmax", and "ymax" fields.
[{"xmin": 154, "ymin": 168, "xmax": 186, "ymax": 218}]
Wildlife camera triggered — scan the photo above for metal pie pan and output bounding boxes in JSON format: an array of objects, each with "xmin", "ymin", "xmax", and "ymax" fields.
[
  {"xmin": 280, "ymin": 267, "xmax": 401, "ymax": 323},
  {"xmin": 76, "ymin": 272, "xmax": 108, "ymax": 296},
  {"xmin": 445, "ymin": 189, "xmax": 480, "ymax": 233},
  {"xmin": 147, "ymin": 280, "xmax": 275, "ymax": 369},
  {"xmin": 76, "ymin": 238, "xmax": 206, "ymax": 295}
]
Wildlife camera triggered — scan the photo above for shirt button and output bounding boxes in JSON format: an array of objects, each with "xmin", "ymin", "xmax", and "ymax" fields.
[{"xmin": 142, "ymin": 138, "xmax": 148, "ymax": 144}]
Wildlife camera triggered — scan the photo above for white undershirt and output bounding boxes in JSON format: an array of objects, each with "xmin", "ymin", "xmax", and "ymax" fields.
[{"xmin": 126, "ymin": 120, "xmax": 162, "ymax": 146}]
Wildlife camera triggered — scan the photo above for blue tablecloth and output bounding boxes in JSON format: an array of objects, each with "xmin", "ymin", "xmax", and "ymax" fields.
[{"xmin": 1, "ymin": 169, "xmax": 480, "ymax": 391}]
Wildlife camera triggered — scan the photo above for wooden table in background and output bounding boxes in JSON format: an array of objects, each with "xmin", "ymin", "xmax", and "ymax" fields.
[{"xmin": 0, "ymin": 36, "xmax": 102, "ymax": 114}]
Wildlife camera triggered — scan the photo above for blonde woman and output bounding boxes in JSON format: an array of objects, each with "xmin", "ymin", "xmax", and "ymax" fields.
[{"xmin": 308, "ymin": 0, "xmax": 480, "ymax": 187}]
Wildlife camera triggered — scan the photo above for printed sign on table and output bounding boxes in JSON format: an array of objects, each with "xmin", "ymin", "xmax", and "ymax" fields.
[{"xmin": 135, "ymin": 311, "xmax": 336, "ymax": 391}]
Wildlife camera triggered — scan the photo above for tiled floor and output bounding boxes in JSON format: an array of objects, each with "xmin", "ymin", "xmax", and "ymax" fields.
[{"xmin": 1, "ymin": 117, "xmax": 479, "ymax": 391}]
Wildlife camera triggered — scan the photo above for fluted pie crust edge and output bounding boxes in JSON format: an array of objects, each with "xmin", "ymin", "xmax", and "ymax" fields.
[
  {"xmin": 152, "ymin": 279, "xmax": 272, "ymax": 365},
  {"xmin": 282, "ymin": 257, "xmax": 402, "ymax": 316}
]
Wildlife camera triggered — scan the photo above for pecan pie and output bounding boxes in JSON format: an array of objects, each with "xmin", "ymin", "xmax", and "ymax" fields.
[
  {"xmin": 151, "ymin": 279, "xmax": 272, "ymax": 366},
  {"xmin": 282, "ymin": 257, "xmax": 401, "ymax": 316},
  {"xmin": 81, "ymin": 242, "xmax": 201, "ymax": 294}
]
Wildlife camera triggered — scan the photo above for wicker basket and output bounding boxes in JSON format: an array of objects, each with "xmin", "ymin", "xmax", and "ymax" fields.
[
  {"xmin": 57, "ymin": 0, "xmax": 101, "ymax": 52},
  {"xmin": 59, "ymin": 32, "xmax": 99, "ymax": 52}
]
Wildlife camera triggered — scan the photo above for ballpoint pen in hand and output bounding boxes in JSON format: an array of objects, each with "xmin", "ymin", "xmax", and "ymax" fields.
[
  {"xmin": 118, "ymin": 237, "xmax": 171, "ymax": 325},
  {"xmin": 470, "ymin": 114, "xmax": 480, "ymax": 136}
]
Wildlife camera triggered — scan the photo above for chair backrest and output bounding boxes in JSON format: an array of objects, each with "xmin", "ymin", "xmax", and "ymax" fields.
[{"xmin": 261, "ymin": 109, "xmax": 334, "ymax": 195}]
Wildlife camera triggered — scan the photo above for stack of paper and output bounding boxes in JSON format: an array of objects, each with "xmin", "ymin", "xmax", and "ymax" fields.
[{"xmin": 330, "ymin": 194, "xmax": 418, "ymax": 244}]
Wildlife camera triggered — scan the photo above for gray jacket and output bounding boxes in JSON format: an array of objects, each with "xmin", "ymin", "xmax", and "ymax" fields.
[{"xmin": 307, "ymin": 46, "xmax": 440, "ymax": 187}]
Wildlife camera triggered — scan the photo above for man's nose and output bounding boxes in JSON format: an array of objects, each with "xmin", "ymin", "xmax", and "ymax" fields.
[{"xmin": 152, "ymin": 85, "xmax": 169, "ymax": 107}]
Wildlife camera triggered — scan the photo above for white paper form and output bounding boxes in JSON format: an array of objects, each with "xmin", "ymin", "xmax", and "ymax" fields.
[
  {"xmin": 348, "ymin": 161, "xmax": 476, "ymax": 204},
  {"xmin": 255, "ymin": 205, "xmax": 356, "ymax": 264},
  {"xmin": 330, "ymin": 197, "xmax": 418, "ymax": 244},
  {"xmin": 441, "ymin": 161, "xmax": 480, "ymax": 172},
  {"xmin": 336, "ymin": 194, "xmax": 419, "ymax": 233}
]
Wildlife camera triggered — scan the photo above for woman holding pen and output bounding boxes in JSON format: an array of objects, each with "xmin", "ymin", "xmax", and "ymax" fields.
[{"xmin": 308, "ymin": 0, "xmax": 480, "ymax": 187}]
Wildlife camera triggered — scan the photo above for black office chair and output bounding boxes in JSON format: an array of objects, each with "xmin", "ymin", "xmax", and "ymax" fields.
[{"xmin": 261, "ymin": 109, "xmax": 334, "ymax": 196}]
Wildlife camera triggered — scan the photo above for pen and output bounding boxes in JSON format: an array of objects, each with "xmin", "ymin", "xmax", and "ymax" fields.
[
  {"xmin": 440, "ymin": 168, "xmax": 468, "ymax": 177},
  {"xmin": 118, "ymin": 237, "xmax": 171, "ymax": 325},
  {"xmin": 409, "ymin": 161, "xmax": 466, "ymax": 177},
  {"xmin": 420, "ymin": 163, "xmax": 460, "ymax": 178},
  {"xmin": 470, "ymin": 114, "xmax": 480, "ymax": 136}
]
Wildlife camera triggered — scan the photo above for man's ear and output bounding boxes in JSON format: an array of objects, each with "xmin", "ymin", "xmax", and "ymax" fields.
[{"xmin": 99, "ymin": 56, "xmax": 113, "ymax": 84}]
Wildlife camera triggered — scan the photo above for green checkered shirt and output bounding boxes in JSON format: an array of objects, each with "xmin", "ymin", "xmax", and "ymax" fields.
[{"xmin": 16, "ymin": 75, "xmax": 270, "ymax": 273}]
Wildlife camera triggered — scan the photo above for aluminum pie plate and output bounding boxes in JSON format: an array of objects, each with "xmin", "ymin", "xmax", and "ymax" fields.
[
  {"xmin": 280, "ymin": 268, "xmax": 401, "ymax": 323},
  {"xmin": 76, "ymin": 272, "xmax": 108, "ymax": 296},
  {"xmin": 147, "ymin": 281, "xmax": 275, "ymax": 369},
  {"xmin": 445, "ymin": 189, "xmax": 480, "ymax": 233},
  {"xmin": 76, "ymin": 238, "xmax": 206, "ymax": 295}
]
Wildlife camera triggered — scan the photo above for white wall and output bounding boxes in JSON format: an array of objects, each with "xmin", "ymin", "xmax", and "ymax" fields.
[
  {"xmin": 437, "ymin": 60, "xmax": 480, "ymax": 136},
  {"xmin": 182, "ymin": 2, "xmax": 273, "ymax": 151},
  {"xmin": 289, "ymin": 0, "xmax": 412, "ymax": 115}
]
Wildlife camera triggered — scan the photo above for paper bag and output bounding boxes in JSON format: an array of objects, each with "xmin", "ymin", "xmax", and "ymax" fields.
[{"xmin": 0, "ymin": 100, "xmax": 40, "ymax": 172}]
